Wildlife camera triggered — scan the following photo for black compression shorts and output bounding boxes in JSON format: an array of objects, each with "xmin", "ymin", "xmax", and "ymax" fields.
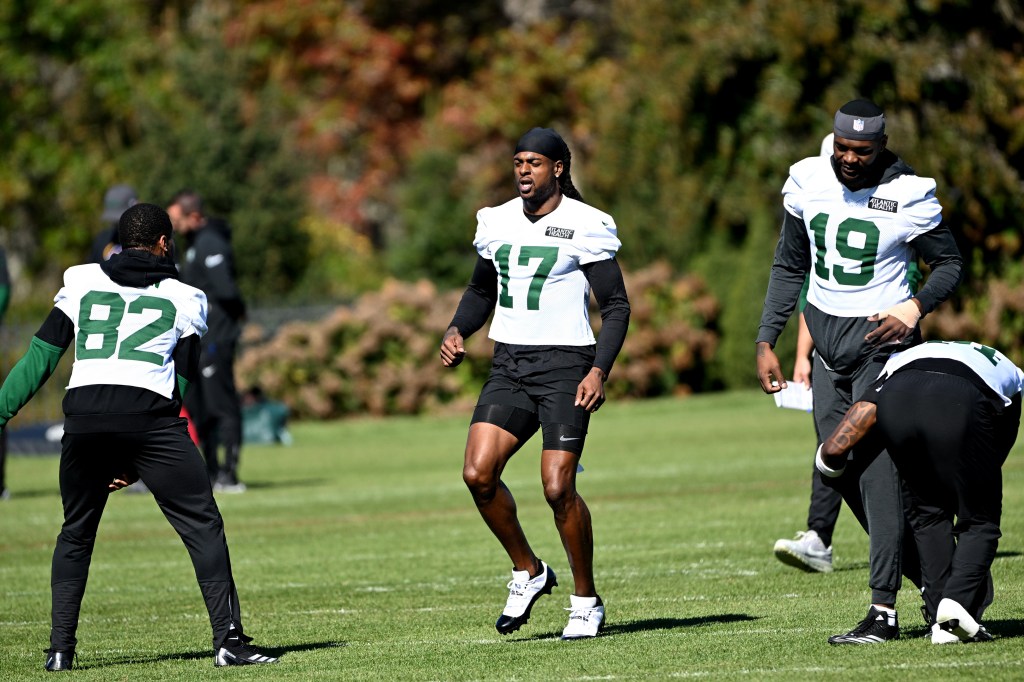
[{"xmin": 471, "ymin": 343, "xmax": 594, "ymax": 455}]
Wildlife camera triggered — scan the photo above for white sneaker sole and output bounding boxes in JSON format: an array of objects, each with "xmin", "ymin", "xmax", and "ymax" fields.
[{"xmin": 773, "ymin": 541, "xmax": 833, "ymax": 573}]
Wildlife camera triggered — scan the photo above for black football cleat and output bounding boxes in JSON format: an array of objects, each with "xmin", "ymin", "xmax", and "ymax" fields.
[
  {"xmin": 214, "ymin": 632, "xmax": 278, "ymax": 666},
  {"xmin": 828, "ymin": 605, "xmax": 899, "ymax": 645},
  {"xmin": 44, "ymin": 649, "xmax": 74, "ymax": 671}
]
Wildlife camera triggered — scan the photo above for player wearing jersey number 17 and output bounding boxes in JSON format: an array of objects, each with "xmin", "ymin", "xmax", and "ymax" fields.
[
  {"xmin": 0, "ymin": 204, "xmax": 276, "ymax": 670},
  {"xmin": 440, "ymin": 127, "xmax": 630, "ymax": 639},
  {"xmin": 755, "ymin": 100, "xmax": 963, "ymax": 643}
]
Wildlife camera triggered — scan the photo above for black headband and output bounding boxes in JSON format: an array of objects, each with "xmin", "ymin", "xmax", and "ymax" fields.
[
  {"xmin": 834, "ymin": 100, "xmax": 886, "ymax": 141},
  {"xmin": 514, "ymin": 127, "xmax": 568, "ymax": 162}
]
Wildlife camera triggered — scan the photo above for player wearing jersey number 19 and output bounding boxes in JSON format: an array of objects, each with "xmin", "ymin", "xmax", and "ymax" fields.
[
  {"xmin": 440, "ymin": 127, "xmax": 630, "ymax": 639},
  {"xmin": 755, "ymin": 100, "xmax": 963, "ymax": 643},
  {"xmin": 0, "ymin": 204, "xmax": 276, "ymax": 670}
]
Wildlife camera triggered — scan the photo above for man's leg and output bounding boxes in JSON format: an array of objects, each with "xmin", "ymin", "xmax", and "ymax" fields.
[
  {"xmin": 463, "ymin": 422, "xmax": 539, "ymax": 573},
  {"xmin": 939, "ymin": 387, "xmax": 1015, "ymax": 618},
  {"xmin": 185, "ymin": 360, "xmax": 218, "ymax": 483},
  {"xmin": 50, "ymin": 434, "xmax": 117, "ymax": 652},
  {"xmin": 807, "ymin": 468, "xmax": 843, "ymax": 548},
  {"xmin": 540, "ymin": 448, "xmax": 594, "ymax": 597},
  {"xmin": 130, "ymin": 422, "xmax": 242, "ymax": 650},
  {"xmin": 206, "ymin": 344, "xmax": 244, "ymax": 488}
]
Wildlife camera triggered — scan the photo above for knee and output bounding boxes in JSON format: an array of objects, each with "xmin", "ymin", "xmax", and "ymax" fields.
[
  {"xmin": 543, "ymin": 478, "xmax": 575, "ymax": 512},
  {"xmin": 462, "ymin": 461, "xmax": 498, "ymax": 501}
]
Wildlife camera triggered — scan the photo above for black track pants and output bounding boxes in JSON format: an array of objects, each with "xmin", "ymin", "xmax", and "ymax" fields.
[{"xmin": 51, "ymin": 421, "xmax": 243, "ymax": 652}]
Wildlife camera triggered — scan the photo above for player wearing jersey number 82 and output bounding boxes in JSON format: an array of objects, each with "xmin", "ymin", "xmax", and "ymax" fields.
[
  {"xmin": 441, "ymin": 127, "xmax": 630, "ymax": 639},
  {"xmin": 0, "ymin": 203, "xmax": 276, "ymax": 669}
]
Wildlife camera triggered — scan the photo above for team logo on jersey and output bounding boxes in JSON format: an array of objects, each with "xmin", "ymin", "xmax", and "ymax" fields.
[
  {"xmin": 868, "ymin": 197, "xmax": 898, "ymax": 213},
  {"xmin": 545, "ymin": 226, "xmax": 575, "ymax": 240},
  {"xmin": 853, "ymin": 118, "xmax": 865, "ymax": 132}
]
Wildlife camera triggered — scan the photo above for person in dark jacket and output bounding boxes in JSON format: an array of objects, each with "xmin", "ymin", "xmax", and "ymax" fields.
[
  {"xmin": 90, "ymin": 184, "xmax": 138, "ymax": 263},
  {"xmin": 167, "ymin": 190, "xmax": 247, "ymax": 493}
]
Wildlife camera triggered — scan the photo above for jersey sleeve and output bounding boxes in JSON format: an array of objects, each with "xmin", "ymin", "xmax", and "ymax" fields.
[
  {"xmin": 472, "ymin": 207, "xmax": 499, "ymax": 259},
  {"xmin": 781, "ymin": 157, "xmax": 816, "ymax": 219},
  {"xmin": 576, "ymin": 213, "xmax": 621, "ymax": 265},
  {"xmin": 52, "ymin": 266, "xmax": 85, "ymax": 321},
  {"xmin": 180, "ymin": 288, "xmax": 209, "ymax": 339},
  {"xmin": 901, "ymin": 177, "xmax": 943, "ymax": 238}
]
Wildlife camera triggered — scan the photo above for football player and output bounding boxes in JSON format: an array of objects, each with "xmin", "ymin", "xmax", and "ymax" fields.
[
  {"xmin": 817, "ymin": 341, "xmax": 1023, "ymax": 644},
  {"xmin": 440, "ymin": 127, "xmax": 630, "ymax": 639},
  {"xmin": 755, "ymin": 99, "xmax": 963, "ymax": 643},
  {"xmin": 0, "ymin": 203, "xmax": 276, "ymax": 670}
]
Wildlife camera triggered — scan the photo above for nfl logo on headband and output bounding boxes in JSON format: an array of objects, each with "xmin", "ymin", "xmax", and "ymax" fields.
[{"xmin": 834, "ymin": 100, "xmax": 886, "ymax": 141}]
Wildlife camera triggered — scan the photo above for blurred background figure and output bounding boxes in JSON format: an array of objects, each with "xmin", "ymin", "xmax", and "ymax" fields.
[
  {"xmin": 90, "ymin": 184, "xmax": 138, "ymax": 263},
  {"xmin": 0, "ymin": 247, "xmax": 9, "ymax": 498},
  {"xmin": 167, "ymin": 189, "xmax": 247, "ymax": 493}
]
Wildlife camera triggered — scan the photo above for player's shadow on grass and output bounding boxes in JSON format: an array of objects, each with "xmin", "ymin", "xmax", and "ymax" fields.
[
  {"xmin": 525, "ymin": 614, "xmax": 758, "ymax": 640},
  {"xmin": 602, "ymin": 613, "xmax": 758, "ymax": 636},
  {"xmin": 80, "ymin": 640, "xmax": 345, "ymax": 668},
  {"xmin": 232, "ymin": 477, "xmax": 328, "ymax": 492}
]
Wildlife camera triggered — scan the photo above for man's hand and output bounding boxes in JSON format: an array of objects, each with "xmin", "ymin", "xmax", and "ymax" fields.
[
  {"xmin": 865, "ymin": 299, "xmax": 921, "ymax": 346},
  {"xmin": 575, "ymin": 367, "xmax": 607, "ymax": 413},
  {"xmin": 756, "ymin": 342, "xmax": 787, "ymax": 393},
  {"xmin": 439, "ymin": 326, "xmax": 466, "ymax": 368},
  {"xmin": 108, "ymin": 469, "xmax": 139, "ymax": 493}
]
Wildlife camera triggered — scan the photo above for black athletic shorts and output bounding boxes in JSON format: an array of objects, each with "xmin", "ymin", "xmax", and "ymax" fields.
[{"xmin": 472, "ymin": 343, "xmax": 595, "ymax": 454}]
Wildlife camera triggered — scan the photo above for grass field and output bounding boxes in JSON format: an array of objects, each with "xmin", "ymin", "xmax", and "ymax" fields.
[{"xmin": 3, "ymin": 391, "xmax": 1024, "ymax": 680}]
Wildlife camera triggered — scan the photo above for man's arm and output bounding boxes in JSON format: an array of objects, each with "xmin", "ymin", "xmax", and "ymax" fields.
[
  {"xmin": 815, "ymin": 400, "xmax": 878, "ymax": 476},
  {"xmin": 756, "ymin": 211, "xmax": 811, "ymax": 392},
  {"xmin": 577, "ymin": 258, "xmax": 630, "ymax": 412},
  {"xmin": 441, "ymin": 255, "xmax": 497, "ymax": 368},
  {"xmin": 582, "ymin": 258, "xmax": 630, "ymax": 378},
  {"xmin": 200, "ymin": 232, "xmax": 246, "ymax": 321},
  {"xmin": 864, "ymin": 224, "xmax": 962, "ymax": 346},
  {"xmin": 792, "ymin": 312, "xmax": 814, "ymax": 387},
  {"xmin": 909, "ymin": 224, "xmax": 963, "ymax": 315},
  {"xmin": 173, "ymin": 333, "xmax": 202, "ymax": 398},
  {"xmin": 0, "ymin": 309, "xmax": 73, "ymax": 427},
  {"xmin": 756, "ymin": 211, "xmax": 812, "ymax": 346}
]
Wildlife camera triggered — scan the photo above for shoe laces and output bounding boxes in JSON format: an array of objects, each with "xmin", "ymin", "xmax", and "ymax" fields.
[
  {"xmin": 506, "ymin": 579, "xmax": 528, "ymax": 597},
  {"xmin": 565, "ymin": 605, "xmax": 600, "ymax": 623}
]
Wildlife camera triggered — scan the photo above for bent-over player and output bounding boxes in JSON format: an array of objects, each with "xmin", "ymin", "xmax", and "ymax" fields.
[{"xmin": 817, "ymin": 341, "xmax": 1023, "ymax": 644}]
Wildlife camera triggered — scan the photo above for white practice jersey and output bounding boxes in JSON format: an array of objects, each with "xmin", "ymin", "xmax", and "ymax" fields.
[
  {"xmin": 879, "ymin": 341, "xmax": 1024, "ymax": 406},
  {"xmin": 783, "ymin": 155, "xmax": 943, "ymax": 317},
  {"xmin": 54, "ymin": 264, "xmax": 208, "ymax": 399},
  {"xmin": 474, "ymin": 197, "xmax": 621, "ymax": 345}
]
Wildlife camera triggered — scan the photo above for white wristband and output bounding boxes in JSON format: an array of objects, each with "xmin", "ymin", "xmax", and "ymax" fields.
[
  {"xmin": 876, "ymin": 299, "xmax": 922, "ymax": 329},
  {"xmin": 815, "ymin": 444, "xmax": 846, "ymax": 478}
]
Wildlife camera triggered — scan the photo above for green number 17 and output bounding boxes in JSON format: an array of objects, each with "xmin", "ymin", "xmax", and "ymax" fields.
[{"xmin": 495, "ymin": 245, "xmax": 559, "ymax": 310}]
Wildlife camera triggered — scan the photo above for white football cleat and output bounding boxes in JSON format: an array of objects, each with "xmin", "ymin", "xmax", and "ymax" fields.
[
  {"xmin": 931, "ymin": 622, "xmax": 961, "ymax": 644},
  {"xmin": 561, "ymin": 594, "xmax": 605, "ymax": 639},
  {"xmin": 495, "ymin": 561, "xmax": 557, "ymax": 634},
  {"xmin": 935, "ymin": 598, "xmax": 993, "ymax": 643}
]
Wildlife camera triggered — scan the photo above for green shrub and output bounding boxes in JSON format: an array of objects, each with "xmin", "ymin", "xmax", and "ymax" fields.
[{"xmin": 236, "ymin": 264, "xmax": 720, "ymax": 419}]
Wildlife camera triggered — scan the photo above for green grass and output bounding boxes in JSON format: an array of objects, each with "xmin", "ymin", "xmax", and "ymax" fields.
[{"xmin": 3, "ymin": 391, "xmax": 1024, "ymax": 680}]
